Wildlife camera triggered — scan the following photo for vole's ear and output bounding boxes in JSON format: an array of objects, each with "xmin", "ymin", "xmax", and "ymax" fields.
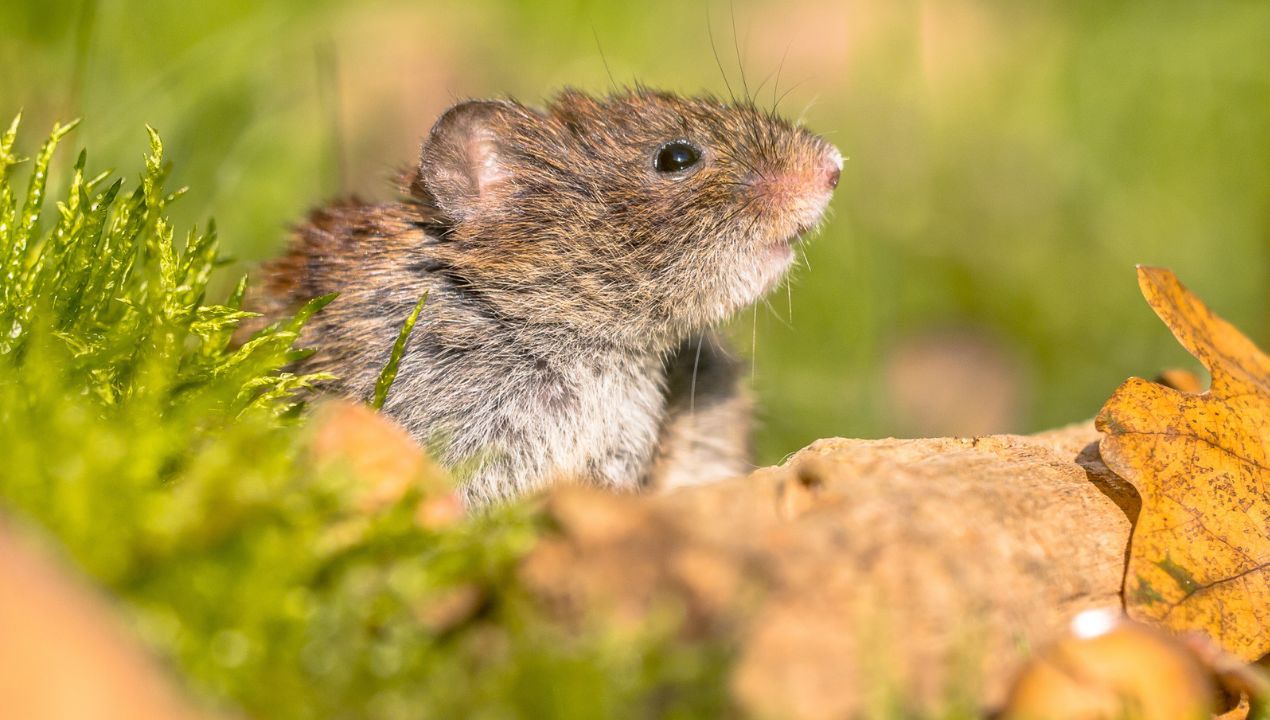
[{"xmin": 417, "ymin": 101, "xmax": 517, "ymax": 222}]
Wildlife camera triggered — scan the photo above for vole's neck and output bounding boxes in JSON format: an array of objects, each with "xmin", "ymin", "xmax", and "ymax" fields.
[
  {"xmin": 501, "ymin": 317, "xmax": 673, "ymax": 371},
  {"xmin": 435, "ymin": 280, "xmax": 681, "ymax": 364}
]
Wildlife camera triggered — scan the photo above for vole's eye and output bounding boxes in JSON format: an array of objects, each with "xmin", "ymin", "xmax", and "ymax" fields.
[{"xmin": 654, "ymin": 140, "xmax": 701, "ymax": 173}]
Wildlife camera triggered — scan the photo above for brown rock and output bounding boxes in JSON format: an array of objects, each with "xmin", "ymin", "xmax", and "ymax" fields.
[{"xmin": 523, "ymin": 425, "xmax": 1138, "ymax": 718}]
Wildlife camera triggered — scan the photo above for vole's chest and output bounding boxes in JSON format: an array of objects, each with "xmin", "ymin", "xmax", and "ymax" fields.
[
  {"xmin": 383, "ymin": 328, "xmax": 668, "ymax": 501},
  {"xmin": 525, "ymin": 355, "xmax": 666, "ymax": 487}
]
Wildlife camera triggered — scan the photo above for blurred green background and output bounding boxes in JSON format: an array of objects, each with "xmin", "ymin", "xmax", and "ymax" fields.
[{"xmin": 3, "ymin": 0, "xmax": 1266, "ymax": 464}]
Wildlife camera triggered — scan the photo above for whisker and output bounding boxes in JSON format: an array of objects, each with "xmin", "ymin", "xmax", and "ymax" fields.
[
  {"xmin": 730, "ymin": 1, "xmax": 750, "ymax": 102},
  {"xmin": 706, "ymin": 4, "xmax": 737, "ymax": 103},
  {"xmin": 750, "ymin": 304, "xmax": 758, "ymax": 379},
  {"xmin": 774, "ymin": 79, "xmax": 806, "ymax": 114},
  {"xmin": 714, "ymin": 145, "xmax": 764, "ymax": 179},
  {"xmin": 689, "ymin": 332, "xmax": 704, "ymax": 416},
  {"xmin": 761, "ymin": 296, "xmax": 794, "ymax": 330},
  {"xmin": 797, "ymin": 94, "xmax": 822, "ymax": 125},
  {"xmin": 786, "ymin": 275, "xmax": 793, "ymax": 323},
  {"xmin": 752, "ymin": 61, "xmax": 780, "ymax": 100},
  {"xmin": 772, "ymin": 40, "xmax": 793, "ymax": 113},
  {"xmin": 797, "ymin": 245, "xmax": 812, "ymax": 271},
  {"xmin": 592, "ymin": 26, "xmax": 618, "ymax": 92}
]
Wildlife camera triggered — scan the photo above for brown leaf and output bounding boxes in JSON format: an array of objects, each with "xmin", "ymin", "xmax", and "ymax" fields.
[
  {"xmin": 0, "ymin": 520, "xmax": 210, "ymax": 720},
  {"xmin": 1181, "ymin": 633, "xmax": 1270, "ymax": 719},
  {"xmin": 1216, "ymin": 696, "xmax": 1253, "ymax": 720},
  {"xmin": 309, "ymin": 399, "xmax": 457, "ymax": 520},
  {"xmin": 414, "ymin": 584, "xmax": 486, "ymax": 634},
  {"xmin": 1096, "ymin": 267, "xmax": 1269, "ymax": 661},
  {"xmin": 1156, "ymin": 368, "xmax": 1206, "ymax": 394}
]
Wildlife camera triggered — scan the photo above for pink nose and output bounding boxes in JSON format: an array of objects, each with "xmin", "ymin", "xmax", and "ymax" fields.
[{"xmin": 823, "ymin": 147, "xmax": 844, "ymax": 191}]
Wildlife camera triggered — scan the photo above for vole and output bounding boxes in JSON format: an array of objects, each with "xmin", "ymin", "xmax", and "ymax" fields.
[{"xmin": 253, "ymin": 88, "xmax": 842, "ymax": 506}]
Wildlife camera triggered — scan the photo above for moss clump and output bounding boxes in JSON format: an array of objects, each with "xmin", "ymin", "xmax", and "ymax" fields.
[{"xmin": 0, "ymin": 118, "xmax": 728, "ymax": 719}]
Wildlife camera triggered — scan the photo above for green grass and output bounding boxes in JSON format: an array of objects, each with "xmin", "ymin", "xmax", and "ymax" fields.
[{"xmin": 0, "ymin": 118, "xmax": 730, "ymax": 719}]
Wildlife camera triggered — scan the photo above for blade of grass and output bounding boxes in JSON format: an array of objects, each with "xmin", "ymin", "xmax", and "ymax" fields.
[{"xmin": 371, "ymin": 292, "xmax": 428, "ymax": 410}]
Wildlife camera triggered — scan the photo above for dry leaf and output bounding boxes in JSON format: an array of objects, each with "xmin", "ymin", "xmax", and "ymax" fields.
[
  {"xmin": 0, "ymin": 520, "xmax": 210, "ymax": 720},
  {"xmin": 1216, "ymin": 696, "xmax": 1253, "ymax": 720},
  {"xmin": 1182, "ymin": 633, "xmax": 1270, "ymax": 719},
  {"xmin": 414, "ymin": 583, "xmax": 486, "ymax": 634},
  {"xmin": 309, "ymin": 399, "xmax": 459, "ymax": 523},
  {"xmin": 1156, "ymin": 368, "xmax": 1206, "ymax": 394},
  {"xmin": 1096, "ymin": 266, "xmax": 1269, "ymax": 661}
]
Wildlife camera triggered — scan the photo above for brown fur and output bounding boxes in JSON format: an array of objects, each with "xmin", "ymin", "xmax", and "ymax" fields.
[{"xmin": 251, "ymin": 88, "xmax": 841, "ymax": 506}]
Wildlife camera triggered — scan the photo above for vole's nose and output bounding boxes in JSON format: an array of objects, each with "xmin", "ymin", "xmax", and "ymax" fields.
[{"xmin": 822, "ymin": 146, "xmax": 844, "ymax": 191}]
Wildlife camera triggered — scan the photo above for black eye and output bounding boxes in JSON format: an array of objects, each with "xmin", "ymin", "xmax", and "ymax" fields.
[{"xmin": 654, "ymin": 140, "xmax": 701, "ymax": 173}]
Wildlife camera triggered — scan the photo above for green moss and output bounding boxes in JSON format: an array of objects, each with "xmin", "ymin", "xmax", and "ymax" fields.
[{"xmin": 0, "ymin": 119, "xmax": 730, "ymax": 719}]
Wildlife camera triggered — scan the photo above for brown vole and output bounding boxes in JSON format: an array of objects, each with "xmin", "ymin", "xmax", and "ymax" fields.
[{"xmin": 253, "ymin": 88, "xmax": 842, "ymax": 506}]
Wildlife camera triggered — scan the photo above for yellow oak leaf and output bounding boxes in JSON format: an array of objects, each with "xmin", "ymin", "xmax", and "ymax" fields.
[{"xmin": 1096, "ymin": 266, "xmax": 1269, "ymax": 661}]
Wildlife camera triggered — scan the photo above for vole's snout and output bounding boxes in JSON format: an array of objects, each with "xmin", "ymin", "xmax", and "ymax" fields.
[
  {"xmin": 826, "ymin": 166, "xmax": 841, "ymax": 190},
  {"xmin": 822, "ymin": 146, "xmax": 844, "ymax": 191},
  {"xmin": 750, "ymin": 143, "xmax": 842, "ymax": 210}
]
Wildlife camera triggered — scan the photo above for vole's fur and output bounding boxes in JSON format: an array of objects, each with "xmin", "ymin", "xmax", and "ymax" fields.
[{"xmin": 254, "ymin": 88, "xmax": 841, "ymax": 506}]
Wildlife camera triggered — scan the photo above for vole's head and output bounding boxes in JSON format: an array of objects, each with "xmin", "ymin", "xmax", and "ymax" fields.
[{"xmin": 413, "ymin": 88, "xmax": 841, "ymax": 349}]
